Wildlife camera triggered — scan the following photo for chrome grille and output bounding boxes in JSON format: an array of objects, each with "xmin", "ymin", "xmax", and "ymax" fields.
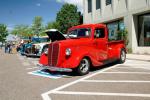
[{"xmin": 48, "ymin": 43, "xmax": 59, "ymax": 66}]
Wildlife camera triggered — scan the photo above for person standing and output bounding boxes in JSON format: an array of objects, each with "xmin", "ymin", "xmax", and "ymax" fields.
[
  {"xmin": 7, "ymin": 43, "xmax": 10, "ymax": 53},
  {"xmin": 9, "ymin": 43, "xmax": 13, "ymax": 54},
  {"xmin": 5, "ymin": 43, "xmax": 8, "ymax": 53}
]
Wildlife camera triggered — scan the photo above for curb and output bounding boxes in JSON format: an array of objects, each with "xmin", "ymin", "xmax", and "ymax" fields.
[{"xmin": 127, "ymin": 58, "xmax": 150, "ymax": 62}]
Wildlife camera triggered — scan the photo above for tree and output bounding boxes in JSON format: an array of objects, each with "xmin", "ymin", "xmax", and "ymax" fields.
[
  {"xmin": 11, "ymin": 25, "xmax": 33, "ymax": 38},
  {"xmin": 56, "ymin": 3, "xmax": 80, "ymax": 33},
  {"xmin": 46, "ymin": 21, "xmax": 60, "ymax": 29},
  {"xmin": 0, "ymin": 24, "xmax": 8, "ymax": 43},
  {"xmin": 32, "ymin": 16, "xmax": 43, "ymax": 36}
]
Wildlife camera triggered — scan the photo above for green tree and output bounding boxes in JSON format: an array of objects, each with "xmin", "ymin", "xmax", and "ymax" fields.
[
  {"xmin": 32, "ymin": 16, "xmax": 43, "ymax": 36},
  {"xmin": 0, "ymin": 24, "xmax": 8, "ymax": 43},
  {"xmin": 46, "ymin": 21, "xmax": 59, "ymax": 29},
  {"xmin": 56, "ymin": 3, "xmax": 80, "ymax": 33},
  {"xmin": 11, "ymin": 25, "xmax": 33, "ymax": 37}
]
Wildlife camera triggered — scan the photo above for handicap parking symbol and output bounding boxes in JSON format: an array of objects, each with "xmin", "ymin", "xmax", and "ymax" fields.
[{"xmin": 28, "ymin": 69, "xmax": 67, "ymax": 79}]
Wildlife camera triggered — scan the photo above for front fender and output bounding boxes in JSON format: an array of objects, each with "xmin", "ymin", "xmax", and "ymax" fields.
[
  {"xmin": 61, "ymin": 51, "xmax": 91, "ymax": 69},
  {"xmin": 61, "ymin": 46, "xmax": 100, "ymax": 69}
]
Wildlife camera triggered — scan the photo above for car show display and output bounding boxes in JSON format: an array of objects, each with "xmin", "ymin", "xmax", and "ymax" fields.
[{"xmin": 38, "ymin": 24, "xmax": 126, "ymax": 75}]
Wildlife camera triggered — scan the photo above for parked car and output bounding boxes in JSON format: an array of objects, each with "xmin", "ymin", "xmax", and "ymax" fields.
[
  {"xmin": 25, "ymin": 42, "xmax": 49, "ymax": 57},
  {"xmin": 38, "ymin": 24, "xmax": 126, "ymax": 75},
  {"xmin": 25, "ymin": 36, "xmax": 50, "ymax": 57},
  {"xmin": 20, "ymin": 42, "xmax": 32, "ymax": 55}
]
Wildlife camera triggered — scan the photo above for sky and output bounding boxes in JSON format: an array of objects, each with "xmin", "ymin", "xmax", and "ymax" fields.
[{"xmin": 0, "ymin": 0, "xmax": 83, "ymax": 31}]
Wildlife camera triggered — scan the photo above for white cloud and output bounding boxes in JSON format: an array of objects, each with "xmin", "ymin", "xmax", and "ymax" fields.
[
  {"xmin": 56, "ymin": 0, "xmax": 83, "ymax": 12},
  {"xmin": 36, "ymin": 3, "xmax": 41, "ymax": 7}
]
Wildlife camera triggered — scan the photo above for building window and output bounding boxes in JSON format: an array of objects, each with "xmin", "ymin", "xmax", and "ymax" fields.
[
  {"xmin": 106, "ymin": 0, "xmax": 112, "ymax": 5},
  {"xmin": 138, "ymin": 14, "xmax": 150, "ymax": 46},
  {"xmin": 88, "ymin": 0, "xmax": 92, "ymax": 13},
  {"xmin": 96, "ymin": 0, "xmax": 101, "ymax": 10},
  {"xmin": 107, "ymin": 20, "xmax": 125, "ymax": 41}
]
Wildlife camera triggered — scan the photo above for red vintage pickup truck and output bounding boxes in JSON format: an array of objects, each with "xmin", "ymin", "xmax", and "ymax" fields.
[{"xmin": 38, "ymin": 24, "xmax": 126, "ymax": 75}]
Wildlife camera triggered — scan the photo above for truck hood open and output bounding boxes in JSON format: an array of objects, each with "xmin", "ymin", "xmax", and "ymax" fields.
[{"xmin": 45, "ymin": 29, "xmax": 66, "ymax": 42}]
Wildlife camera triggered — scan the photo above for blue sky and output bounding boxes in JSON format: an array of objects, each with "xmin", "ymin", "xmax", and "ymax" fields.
[{"xmin": 0, "ymin": 0, "xmax": 83, "ymax": 31}]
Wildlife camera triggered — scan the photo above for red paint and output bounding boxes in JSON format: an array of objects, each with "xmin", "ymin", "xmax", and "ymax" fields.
[
  {"xmin": 39, "ymin": 54, "xmax": 48, "ymax": 66},
  {"xmin": 39, "ymin": 24, "xmax": 126, "ymax": 69}
]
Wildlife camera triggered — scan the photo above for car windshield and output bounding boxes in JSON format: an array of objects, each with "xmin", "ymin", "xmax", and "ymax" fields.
[
  {"xmin": 68, "ymin": 28, "xmax": 91, "ymax": 38},
  {"xmin": 32, "ymin": 37, "xmax": 50, "ymax": 43}
]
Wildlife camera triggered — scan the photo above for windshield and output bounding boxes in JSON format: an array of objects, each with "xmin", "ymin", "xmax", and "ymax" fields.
[{"xmin": 68, "ymin": 28, "xmax": 91, "ymax": 38}]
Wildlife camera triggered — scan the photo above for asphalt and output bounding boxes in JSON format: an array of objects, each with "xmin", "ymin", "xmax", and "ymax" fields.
[
  {"xmin": 0, "ymin": 48, "xmax": 150, "ymax": 100},
  {"xmin": 0, "ymin": 49, "xmax": 82, "ymax": 100}
]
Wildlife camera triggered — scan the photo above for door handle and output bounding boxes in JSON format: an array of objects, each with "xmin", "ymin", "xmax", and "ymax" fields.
[{"xmin": 108, "ymin": 47, "xmax": 112, "ymax": 50}]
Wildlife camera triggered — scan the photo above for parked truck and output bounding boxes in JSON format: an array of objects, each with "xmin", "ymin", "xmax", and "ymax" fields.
[{"xmin": 38, "ymin": 24, "xmax": 126, "ymax": 75}]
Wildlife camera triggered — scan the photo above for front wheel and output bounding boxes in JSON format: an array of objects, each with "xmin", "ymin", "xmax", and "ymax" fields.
[
  {"xmin": 76, "ymin": 58, "xmax": 90, "ymax": 76},
  {"xmin": 119, "ymin": 49, "xmax": 126, "ymax": 63}
]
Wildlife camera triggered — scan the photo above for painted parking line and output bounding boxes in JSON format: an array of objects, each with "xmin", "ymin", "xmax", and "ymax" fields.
[
  {"xmin": 41, "ymin": 64, "xmax": 119, "ymax": 100},
  {"xmin": 124, "ymin": 60, "xmax": 150, "ymax": 64},
  {"xmin": 115, "ymin": 66, "xmax": 150, "ymax": 70},
  {"xmin": 26, "ymin": 67, "xmax": 38, "ymax": 70},
  {"xmin": 52, "ymin": 91, "xmax": 150, "ymax": 98},
  {"xmin": 100, "ymin": 72, "xmax": 150, "ymax": 74},
  {"xmin": 81, "ymin": 80, "xmax": 150, "ymax": 83},
  {"xmin": 28, "ymin": 70, "xmax": 67, "ymax": 79}
]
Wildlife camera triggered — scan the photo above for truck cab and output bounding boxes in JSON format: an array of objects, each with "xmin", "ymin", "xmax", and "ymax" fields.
[{"xmin": 38, "ymin": 24, "xmax": 126, "ymax": 75}]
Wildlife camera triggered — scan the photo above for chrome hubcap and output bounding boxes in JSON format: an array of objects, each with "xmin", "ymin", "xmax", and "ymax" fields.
[{"xmin": 80, "ymin": 59, "xmax": 89, "ymax": 73}]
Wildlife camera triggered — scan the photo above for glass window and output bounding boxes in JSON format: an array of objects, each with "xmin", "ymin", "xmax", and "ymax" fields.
[
  {"xmin": 68, "ymin": 30, "xmax": 78, "ymax": 38},
  {"xmin": 106, "ymin": 0, "xmax": 112, "ymax": 5},
  {"xmin": 68, "ymin": 28, "xmax": 91, "ymax": 38},
  {"xmin": 96, "ymin": 0, "xmax": 101, "ymax": 10},
  {"xmin": 88, "ymin": 0, "xmax": 92, "ymax": 13},
  {"xmin": 94, "ymin": 28, "xmax": 105, "ymax": 38},
  {"xmin": 138, "ymin": 14, "xmax": 150, "ymax": 46},
  {"xmin": 107, "ymin": 22, "xmax": 118, "ymax": 41},
  {"xmin": 78, "ymin": 28, "xmax": 91, "ymax": 37},
  {"xmin": 32, "ymin": 37, "xmax": 50, "ymax": 43},
  {"xmin": 119, "ymin": 20, "xmax": 125, "ymax": 31},
  {"xmin": 107, "ymin": 20, "xmax": 125, "ymax": 41}
]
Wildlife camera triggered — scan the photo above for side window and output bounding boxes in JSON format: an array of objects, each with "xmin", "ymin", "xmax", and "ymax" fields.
[
  {"xmin": 94, "ymin": 28, "xmax": 105, "ymax": 38},
  {"xmin": 78, "ymin": 28, "xmax": 91, "ymax": 37}
]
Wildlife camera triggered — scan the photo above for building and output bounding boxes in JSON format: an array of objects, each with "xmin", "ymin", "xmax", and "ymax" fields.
[{"xmin": 83, "ymin": 0, "xmax": 150, "ymax": 54}]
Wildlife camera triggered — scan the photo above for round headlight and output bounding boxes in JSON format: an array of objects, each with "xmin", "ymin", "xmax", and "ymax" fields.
[{"xmin": 65, "ymin": 48, "xmax": 71, "ymax": 56}]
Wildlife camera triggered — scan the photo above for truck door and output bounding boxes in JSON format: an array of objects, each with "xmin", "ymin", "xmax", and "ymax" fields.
[{"xmin": 94, "ymin": 28, "xmax": 108, "ymax": 62}]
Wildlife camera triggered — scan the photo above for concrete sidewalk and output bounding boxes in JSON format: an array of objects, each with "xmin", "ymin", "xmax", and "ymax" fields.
[{"xmin": 127, "ymin": 54, "xmax": 150, "ymax": 62}]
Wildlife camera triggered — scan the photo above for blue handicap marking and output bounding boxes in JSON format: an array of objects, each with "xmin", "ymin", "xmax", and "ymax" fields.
[{"xmin": 28, "ymin": 69, "xmax": 67, "ymax": 79}]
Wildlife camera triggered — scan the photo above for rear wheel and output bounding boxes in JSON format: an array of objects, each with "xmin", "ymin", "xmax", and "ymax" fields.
[
  {"xmin": 76, "ymin": 58, "xmax": 90, "ymax": 76},
  {"xmin": 119, "ymin": 49, "xmax": 126, "ymax": 63}
]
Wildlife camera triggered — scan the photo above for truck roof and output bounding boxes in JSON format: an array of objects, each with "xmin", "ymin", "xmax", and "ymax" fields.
[{"xmin": 69, "ymin": 24, "xmax": 106, "ymax": 31}]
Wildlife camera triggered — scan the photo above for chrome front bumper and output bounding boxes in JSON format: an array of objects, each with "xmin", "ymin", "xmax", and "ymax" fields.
[
  {"xmin": 26, "ymin": 53, "xmax": 40, "ymax": 57},
  {"xmin": 37, "ymin": 63, "xmax": 72, "ymax": 72}
]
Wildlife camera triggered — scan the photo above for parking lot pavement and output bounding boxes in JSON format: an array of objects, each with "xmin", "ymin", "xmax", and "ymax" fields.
[
  {"xmin": 1, "ymin": 49, "xmax": 150, "ymax": 100},
  {"xmin": 41, "ymin": 60, "xmax": 150, "ymax": 100},
  {"xmin": 0, "ymin": 51, "xmax": 84, "ymax": 100}
]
